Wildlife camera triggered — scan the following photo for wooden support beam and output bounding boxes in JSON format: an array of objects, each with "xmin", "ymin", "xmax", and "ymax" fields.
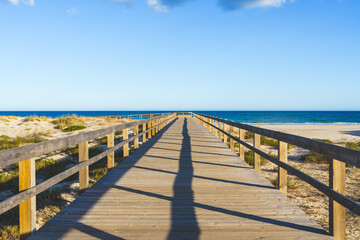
[
  {"xmin": 123, "ymin": 128, "xmax": 129, "ymax": 157},
  {"xmin": 148, "ymin": 122, "xmax": 152, "ymax": 139},
  {"xmin": 239, "ymin": 128, "xmax": 245, "ymax": 160},
  {"xmin": 143, "ymin": 123, "xmax": 147, "ymax": 144},
  {"xmin": 107, "ymin": 133, "xmax": 114, "ymax": 169},
  {"xmin": 278, "ymin": 141, "xmax": 288, "ymax": 195},
  {"xmin": 79, "ymin": 141, "xmax": 89, "ymax": 192},
  {"xmin": 253, "ymin": 133, "xmax": 260, "ymax": 172},
  {"xmin": 329, "ymin": 159, "xmax": 346, "ymax": 240},
  {"xmin": 134, "ymin": 125, "xmax": 139, "ymax": 149},
  {"xmin": 19, "ymin": 146, "xmax": 36, "ymax": 240},
  {"xmin": 230, "ymin": 126, "xmax": 234, "ymax": 151}
]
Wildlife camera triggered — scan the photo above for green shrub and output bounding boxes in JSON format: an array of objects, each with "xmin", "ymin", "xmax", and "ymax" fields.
[
  {"xmin": 23, "ymin": 116, "xmax": 48, "ymax": 122},
  {"xmin": 301, "ymin": 152, "xmax": 330, "ymax": 164},
  {"xmin": 62, "ymin": 125, "xmax": 87, "ymax": 132},
  {"xmin": 244, "ymin": 151, "xmax": 267, "ymax": 166},
  {"xmin": 270, "ymin": 178, "xmax": 297, "ymax": 189},
  {"xmin": 52, "ymin": 115, "xmax": 84, "ymax": 129}
]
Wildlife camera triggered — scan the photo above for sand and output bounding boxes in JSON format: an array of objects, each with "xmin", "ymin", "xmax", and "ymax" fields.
[{"xmin": 254, "ymin": 124, "xmax": 360, "ymax": 143}]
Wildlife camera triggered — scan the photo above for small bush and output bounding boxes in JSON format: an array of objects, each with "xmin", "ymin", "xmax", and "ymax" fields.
[
  {"xmin": 23, "ymin": 115, "xmax": 48, "ymax": 122},
  {"xmin": 52, "ymin": 115, "xmax": 84, "ymax": 129},
  {"xmin": 244, "ymin": 151, "xmax": 267, "ymax": 166},
  {"xmin": 301, "ymin": 152, "xmax": 330, "ymax": 164},
  {"xmin": 62, "ymin": 125, "xmax": 87, "ymax": 132},
  {"xmin": 270, "ymin": 178, "xmax": 297, "ymax": 189}
]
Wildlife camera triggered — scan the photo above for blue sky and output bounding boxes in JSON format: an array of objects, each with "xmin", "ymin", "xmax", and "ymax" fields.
[{"xmin": 0, "ymin": 0, "xmax": 359, "ymax": 111}]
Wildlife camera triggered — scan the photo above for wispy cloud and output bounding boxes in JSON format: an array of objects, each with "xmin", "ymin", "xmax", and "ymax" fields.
[
  {"xmin": 6, "ymin": 0, "xmax": 34, "ymax": 6},
  {"xmin": 218, "ymin": 0, "xmax": 289, "ymax": 11},
  {"xmin": 147, "ymin": 0, "xmax": 194, "ymax": 12},
  {"xmin": 67, "ymin": 7, "xmax": 78, "ymax": 15}
]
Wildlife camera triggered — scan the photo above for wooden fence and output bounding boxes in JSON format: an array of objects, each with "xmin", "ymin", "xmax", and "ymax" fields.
[
  {"xmin": 193, "ymin": 113, "xmax": 360, "ymax": 240},
  {"xmin": 0, "ymin": 113, "xmax": 176, "ymax": 239}
]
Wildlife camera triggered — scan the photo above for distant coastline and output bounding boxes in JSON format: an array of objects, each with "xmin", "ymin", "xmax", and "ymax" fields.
[{"xmin": 1, "ymin": 111, "xmax": 360, "ymax": 125}]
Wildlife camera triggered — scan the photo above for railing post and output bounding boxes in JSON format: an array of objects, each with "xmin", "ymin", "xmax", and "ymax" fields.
[
  {"xmin": 123, "ymin": 128, "xmax": 129, "ymax": 157},
  {"xmin": 223, "ymin": 123, "xmax": 228, "ymax": 144},
  {"xmin": 134, "ymin": 125, "xmax": 139, "ymax": 149},
  {"xmin": 148, "ymin": 121, "xmax": 152, "ymax": 139},
  {"xmin": 239, "ymin": 128, "xmax": 245, "ymax": 160},
  {"xmin": 107, "ymin": 133, "xmax": 114, "ymax": 169},
  {"xmin": 143, "ymin": 123, "xmax": 147, "ymax": 144},
  {"xmin": 79, "ymin": 141, "xmax": 89, "ymax": 191},
  {"xmin": 152, "ymin": 120, "xmax": 155, "ymax": 136},
  {"xmin": 230, "ymin": 125, "xmax": 234, "ymax": 151},
  {"xmin": 329, "ymin": 159, "xmax": 346, "ymax": 240},
  {"xmin": 253, "ymin": 133, "xmax": 260, "ymax": 172},
  {"xmin": 19, "ymin": 145, "xmax": 36, "ymax": 240},
  {"xmin": 278, "ymin": 141, "xmax": 287, "ymax": 195}
]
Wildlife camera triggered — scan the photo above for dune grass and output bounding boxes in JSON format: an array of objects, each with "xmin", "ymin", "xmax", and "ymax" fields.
[
  {"xmin": 52, "ymin": 115, "xmax": 85, "ymax": 130},
  {"xmin": 62, "ymin": 125, "xmax": 87, "ymax": 132}
]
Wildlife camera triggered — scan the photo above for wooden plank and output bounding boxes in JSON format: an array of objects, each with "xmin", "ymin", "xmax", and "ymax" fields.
[
  {"xmin": 134, "ymin": 125, "xmax": 139, "ymax": 149},
  {"xmin": 107, "ymin": 133, "xmax": 114, "ymax": 169},
  {"xmin": 239, "ymin": 128, "xmax": 245, "ymax": 160},
  {"xmin": 79, "ymin": 141, "xmax": 89, "ymax": 192},
  {"xmin": 329, "ymin": 159, "xmax": 346, "ymax": 240},
  {"xmin": 230, "ymin": 126, "xmax": 234, "ymax": 152},
  {"xmin": 254, "ymin": 134, "xmax": 260, "ymax": 172},
  {"xmin": 19, "ymin": 151, "xmax": 36, "ymax": 239},
  {"xmin": 278, "ymin": 141, "xmax": 287, "ymax": 195},
  {"xmin": 123, "ymin": 128, "xmax": 129, "ymax": 158}
]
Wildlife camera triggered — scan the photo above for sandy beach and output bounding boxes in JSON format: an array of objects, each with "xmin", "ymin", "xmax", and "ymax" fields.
[{"xmin": 254, "ymin": 124, "xmax": 360, "ymax": 143}]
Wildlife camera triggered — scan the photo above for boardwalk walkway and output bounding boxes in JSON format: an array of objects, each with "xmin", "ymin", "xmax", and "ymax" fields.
[{"xmin": 30, "ymin": 117, "xmax": 333, "ymax": 239}]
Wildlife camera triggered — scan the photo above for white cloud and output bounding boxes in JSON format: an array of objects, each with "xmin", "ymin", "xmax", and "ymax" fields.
[
  {"xmin": 147, "ymin": 0, "xmax": 169, "ymax": 12},
  {"xmin": 7, "ymin": 0, "xmax": 20, "ymax": 5},
  {"xmin": 6, "ymin": 0, "xmax": 35, "ymax": 6},
  {"xmin": 67, "ymin": 7, "xmax": 78, "ymax": 15}
]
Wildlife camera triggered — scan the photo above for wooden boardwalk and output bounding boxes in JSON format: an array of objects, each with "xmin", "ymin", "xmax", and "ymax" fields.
[{"xmin": 29, "ymin": 117, "xmax": 333, "ymax": 239}]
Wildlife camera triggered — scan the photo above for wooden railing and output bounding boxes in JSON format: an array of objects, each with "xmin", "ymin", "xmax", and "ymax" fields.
[
  {"xmin": 193, "ymin": 113, "xmax": 360, "ymax": 240},
  {"xmin": 0, "ymin": 113, "xmax": 176, "ymax": 239},
  {"xmin": 105, "ymin": 112, "xmax": 169, "ymax": 120}
]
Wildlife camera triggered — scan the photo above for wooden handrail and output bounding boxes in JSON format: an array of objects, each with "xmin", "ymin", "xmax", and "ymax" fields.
[
  {"xmin": 0, "ymin": 113, "xmax": 176, "ymax": 238},
  {"xmin": 193, "ymin": 113, "xmax": 360, "ymax": 240}
]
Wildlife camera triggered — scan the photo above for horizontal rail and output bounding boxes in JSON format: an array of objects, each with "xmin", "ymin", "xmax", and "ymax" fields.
[
  {"xmin": 0, "ymin": 117, "xmax": 174, "ymax": 215},
  {"xmin": 195, "ymin": 113, "xmax": 360, "ymax": 168},
  {"xmin": 0, "ymin": 114, "xmax": 172, "ymax": 169},
  {"xmin": 195, "ymin": 115, "xmax": 360, "ymax": 216}
]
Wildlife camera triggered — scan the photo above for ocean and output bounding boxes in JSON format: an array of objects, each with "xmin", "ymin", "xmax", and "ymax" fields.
[{"xmin": 1, "ymin": 111, "xmax": 360, "ymax": 125}]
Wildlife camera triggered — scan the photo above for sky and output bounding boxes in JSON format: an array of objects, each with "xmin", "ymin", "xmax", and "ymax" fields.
[{"xmin": 0, "ymin": 0, "xmax": 359, "ymax": 111}]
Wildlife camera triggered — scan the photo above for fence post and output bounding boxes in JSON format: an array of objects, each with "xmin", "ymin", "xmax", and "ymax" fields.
[
  {"xmin": 230, "ymin": 125, "xmax": 234, "ymax": 151},
  {"xmin": 148, "ymin": 121, "xmax": 152, "ymax": 139},
  {"xmin": 329, "ymin": 159, "xmax": 346, "ymax": 240},
  {"xmin": 143, "ymin": 123, "xmax": 147, "ymax": 144},
  {"xmin": 253, "ymin": 133, "xmax": 260, "ymax": 172},
  {"xmin": 19, "ymin": 144, "xmax": 36, "ymax": 240},
  {"xmin": 123, "ymin": 128, "xmax": 129, "ymax": 157},
  {"xmin": 107, "ymin": 133, "xmax": 114, "ymax": 169},
  {"xmin": 278, "ymin": 141, "xmax": 287, "ymax": 195},
  {"xmin": 79, "ymin": 141, "xmax": 89, "ymax": 191},
  {"xmin": 239, "ymin": 128, "xmax": 245, "ymax": 160},
  {"xmin": 134, "ymin": 125, "xmax": 139, "ymax": 149}
]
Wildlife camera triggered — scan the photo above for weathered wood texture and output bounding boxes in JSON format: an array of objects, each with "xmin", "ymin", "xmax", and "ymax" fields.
[{"xmin": 29, "ymin": 117, "xmax": 332, "ymax": 240}]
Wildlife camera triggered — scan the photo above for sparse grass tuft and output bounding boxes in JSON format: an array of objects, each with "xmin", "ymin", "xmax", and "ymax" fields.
[
  {"xmin": 23, "ymin": 115, "xmax": 48, "ymax": 122},
  {"xmin": 244, "ymin": 151, "xmax": 267, "ymax": 166},
  {"xmin": 62, "ymin": 125, "xmax": 87, "ymax": 132},
  {"xmin": 301, "ymin": 152, "xmax": 330, "ymax": 164},
  {"xmin": 270, "ymin": 178, "xmax": 298, "ymax": 189},
  {"xmin": 52, "ymin": 115, "xmax": 84, "ymax": 130}
]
